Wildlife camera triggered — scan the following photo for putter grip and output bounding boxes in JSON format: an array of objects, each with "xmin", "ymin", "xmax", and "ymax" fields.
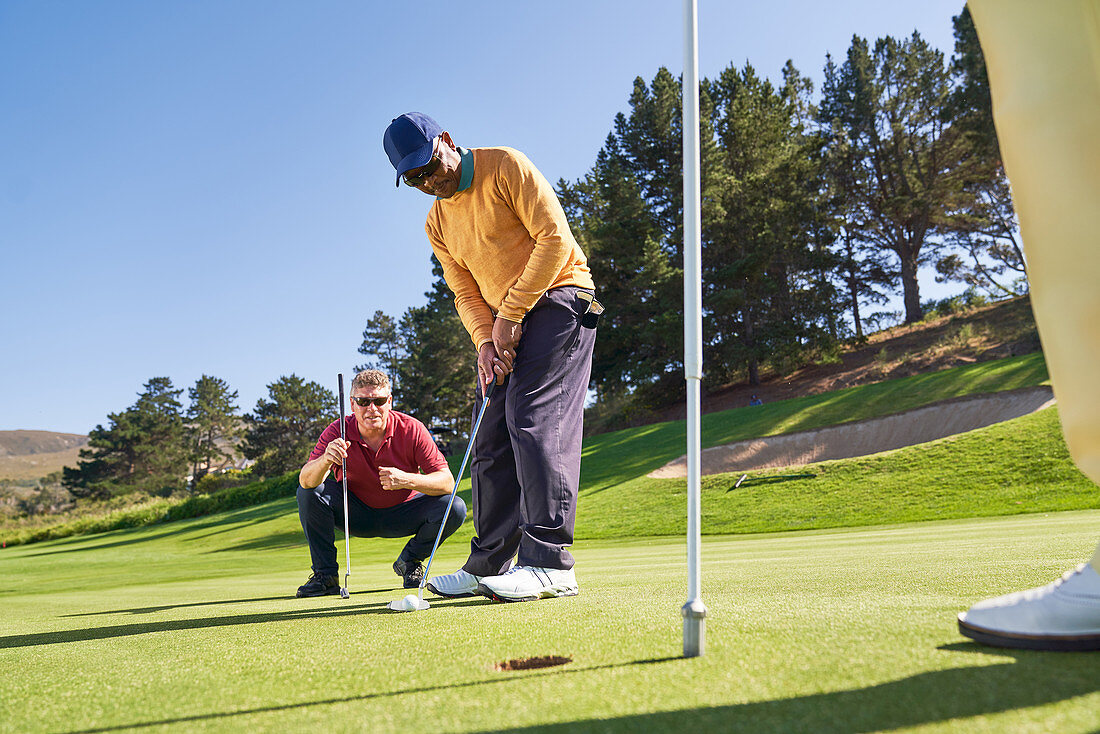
[
  {"xmin": 338, "ymin": 373, "xmax": 346, "ymax": 439},
  {"xmin": 337, "ymin": 374, "xmax": 346, "ymax": 476},
  {"xmin": 484, "ymin": 380, "xmax": 497, "ymax": 400}
]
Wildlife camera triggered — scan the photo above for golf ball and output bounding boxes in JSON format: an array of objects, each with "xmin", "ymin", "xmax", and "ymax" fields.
[{"xmin": 402, "ymin": 594, "xmax": 419, "ymax": 610}]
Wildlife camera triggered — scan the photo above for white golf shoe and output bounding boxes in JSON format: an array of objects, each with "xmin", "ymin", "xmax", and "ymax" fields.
[
  {"xmin": 426, "ymin": 568, "xmax": 482, "ymax": 598},
  {"xmin": 477, "ymin": 565, "xmax": 579, "ymax": 602},
  {"xmin": 958, "ymin": 563, "xmax": 1100, "ymax": 651}
]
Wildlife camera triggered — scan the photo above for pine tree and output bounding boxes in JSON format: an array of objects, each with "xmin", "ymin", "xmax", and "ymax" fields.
[
  {"xmin": 558, "ymin": 69, "xmax": 687, "ymax": 411},
  {"xmin": 393, "ymin": 257, "xmax": 477, "ymax": 437},
  {"xmin": 703, "ymin": 62, "xmax": 839, "ymax": 385},
  {"xmin": 558, "ymin": 146, "xmax": 682, "ymax": 407},
  {"xmin": 63, "ymin": 377, "xmax": 189, "ymax": 498},
  {"xmin": 819, "ymin": 57, "xmax": 897, "ymax": 338},
  {"xmin": 186, "ymin": 375, "xmax": 240, "ymax": 484},
  {"xmin": 241, "ymin": 375, "xmax": 336, "ymax": 478},
  {"xmin": 820, "ymin": 32, "xmax": 981, "ymax": 323},
  {"xmin": 356, "ymin": 310, "xmax": 402, "ymax": 391}
]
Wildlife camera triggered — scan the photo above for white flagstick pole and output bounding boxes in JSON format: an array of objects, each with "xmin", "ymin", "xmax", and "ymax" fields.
[{"xmin": 681, "ymin": 0, "xmax": 707, "ymax": 657}]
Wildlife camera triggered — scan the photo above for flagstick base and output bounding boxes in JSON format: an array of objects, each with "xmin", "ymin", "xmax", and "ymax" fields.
[{"xmin": 682, "ymin": 599, "xmax": 708, "ymax": 657}]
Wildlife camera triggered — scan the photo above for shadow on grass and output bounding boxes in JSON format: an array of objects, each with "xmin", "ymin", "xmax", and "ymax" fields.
[
  {"xmin": 60, "ymin": 596, "xmax": 295, "ymax": 617},
  {"xmin": 3, "ymin": 594, "xmax": 464, "ymax": 648},
  {"xmin": 726, "ymin": 473, "xmax": 815, "ymax": 491},
  {"xmin": 481, "ymin": 645, "xmax": 1100, "ymax": 733},
  {"xmin": 63, "ymin": 644, "xmax": 1100, "ymax": 733},
  {"xmin": 180, "ymin": 502, "xmax": 298, "ymax": 544},
  {"xmin": 56, "ymin": 590, "xmax": 402, "ymax": 617},
  {"xmin": 20, "ymin": 518, "xmax": 230, "ymax": 557},
  {"xmin": 210, "ymin": 531, "xmax": 305, "ymax": 553},
  {"xmin": 21, "ymin": 502, "xmax": 296, "ymax": 558},
  {"xmin": 67, "ymin": 656, "xmax": 681, "ymax": 733}
]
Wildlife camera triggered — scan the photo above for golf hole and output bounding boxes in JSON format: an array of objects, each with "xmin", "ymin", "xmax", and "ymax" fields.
[{"xmin": 494, "ymin": 655, "xmax": 572, "ymax": 672}]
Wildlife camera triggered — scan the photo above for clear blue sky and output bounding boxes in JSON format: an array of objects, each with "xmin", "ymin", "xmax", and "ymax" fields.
[{"xmin": 0, "ymin": 0, "xmax": 969, "ymax": 435}]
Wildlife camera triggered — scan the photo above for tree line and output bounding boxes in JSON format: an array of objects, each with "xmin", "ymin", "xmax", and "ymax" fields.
[
  {"xmin": 357, "ymin": 8, "xmax": 1023, "ymax": 429},
  {"xmin": 62, "ymin": 374, "xmax": 337, "ymax": 500}
]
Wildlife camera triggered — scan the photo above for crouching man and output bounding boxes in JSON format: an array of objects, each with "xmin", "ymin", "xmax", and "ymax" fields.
[{"xmin": 294, "ymin": 369, "xmax": 464, "ymax": 597}]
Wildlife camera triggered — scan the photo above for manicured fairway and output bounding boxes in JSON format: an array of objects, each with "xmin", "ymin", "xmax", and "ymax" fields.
[{"xmin": 3, "ymin": 507, "xmax": 1099, "ymax": 732}]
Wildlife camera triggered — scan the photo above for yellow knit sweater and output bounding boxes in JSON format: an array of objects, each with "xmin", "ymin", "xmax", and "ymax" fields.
[{"xmin": 425, "ymin": 146, "xmax": 594, "ymax": 350}]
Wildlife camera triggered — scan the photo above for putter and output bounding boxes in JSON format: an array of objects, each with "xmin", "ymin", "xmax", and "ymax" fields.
[
  {"xmin": 388, "ymin": 379, "xmax": 497, "ymax": 612},
  {"xmin": 338, "ymin": 374, "xmax": 351, "ymax": 600}
]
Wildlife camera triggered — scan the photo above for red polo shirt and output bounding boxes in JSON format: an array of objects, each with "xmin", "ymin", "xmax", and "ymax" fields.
[{"xmin": 308, "ymin": 411, "xmax": 449, "ymax": 509}]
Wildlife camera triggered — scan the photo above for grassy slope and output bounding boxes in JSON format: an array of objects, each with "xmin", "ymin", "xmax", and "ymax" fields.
[
  {"xmin": 580, "ymin": 406, "xmax": 1096, "ymax": 538},
  {"xmin": 580, "ymin": 351, "xmax": 1050, "ymax": 493},
  {"xmin": 2, "ymin": 510, "xmax": 1099, "ymax": 733}
]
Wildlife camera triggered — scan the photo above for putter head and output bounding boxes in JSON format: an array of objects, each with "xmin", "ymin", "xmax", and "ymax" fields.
[{"xmin": 339, "ymin": 587, "xmax": 350, "ymax": 599}]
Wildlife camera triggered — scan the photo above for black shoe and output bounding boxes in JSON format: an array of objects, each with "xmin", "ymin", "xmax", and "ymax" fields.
[
  {"xmin": 393, "ymin": 558, "xmax": 425, "ymax": 589},
  {"xmin": 296, "ymin": 572, "xmax": 340, "ymax": 597}
]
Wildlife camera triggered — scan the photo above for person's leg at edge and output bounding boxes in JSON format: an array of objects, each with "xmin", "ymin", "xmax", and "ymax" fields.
[{"xmin": 959, "ymin": 0, "xmax": 1100, "ymax": 649}]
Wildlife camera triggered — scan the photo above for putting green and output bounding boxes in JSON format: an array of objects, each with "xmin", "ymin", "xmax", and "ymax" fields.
[{"xmin": 2, "ymin": 508, "xmax": 1100, "ymax": 732}]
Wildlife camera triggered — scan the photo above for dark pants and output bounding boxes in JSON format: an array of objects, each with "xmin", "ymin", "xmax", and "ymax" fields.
[
  {"xmin": 464, "ymin": 286, "xmax": 596, "ymax": 575},
  {"xmin": 297, "ymin": 478, "xmax": 466, "ymax": 576}
]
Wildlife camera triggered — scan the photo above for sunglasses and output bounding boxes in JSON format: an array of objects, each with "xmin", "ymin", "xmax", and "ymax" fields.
[
  {"xmin": 351, "ymin": 396, "xmax": 390, "ymax": 407},
  {"xmin": 403, "ymin": 154, "xmax": 442, "ymax": 187}
]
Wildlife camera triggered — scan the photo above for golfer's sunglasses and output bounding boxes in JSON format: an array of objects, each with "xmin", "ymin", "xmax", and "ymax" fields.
[
  {"xmin": 403, "ymin": 154, "xmax": 441, "ymax": 187},
  {"xmin": 351, "ymin": 396, "xmax": 390, "ymax": 407}
]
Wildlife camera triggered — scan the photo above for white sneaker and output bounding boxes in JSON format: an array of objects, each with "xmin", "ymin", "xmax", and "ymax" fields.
[
  {"xmin": 958, "ymin": 564, "xmax": 1100, "ymax": 651},
  {"xmin": 477, "ymin": 565, "xmax": 579, "ymax": 602},
  {"xmin": 426, "ymin": 568, "xmax": 482, "ymax": 598}
]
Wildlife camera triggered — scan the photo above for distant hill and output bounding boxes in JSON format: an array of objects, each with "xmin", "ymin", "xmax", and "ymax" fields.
[
  {"xmin": 0, "ymin": 431, "xmax": 88, "ymax": 481},
  {"xmin": 0, "ymin": 430, "xmax": 88, "ymax": 457}
]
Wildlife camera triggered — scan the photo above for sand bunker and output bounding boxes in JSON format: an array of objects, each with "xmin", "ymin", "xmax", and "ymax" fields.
[{"xmin": 648, "ymin": 386, "xmax": 1055, "ymax": 479}]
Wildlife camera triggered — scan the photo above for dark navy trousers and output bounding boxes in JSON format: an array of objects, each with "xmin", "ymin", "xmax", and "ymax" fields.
[
  {"xmin": 297, "ymin": 477, "xmax": 466, "ymax": 576},
  {"xmin": 464, "ymin": 286, "xmax": 597, "ymax": 575}
]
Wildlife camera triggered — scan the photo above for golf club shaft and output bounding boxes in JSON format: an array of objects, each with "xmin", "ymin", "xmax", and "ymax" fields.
[
  {"xmin": 339, "ymin": 374, "xmax": 351, "ymax": 589},
  {"xmin": 419, "ymin": 379, "xmax": 497, "ymax": 592}
]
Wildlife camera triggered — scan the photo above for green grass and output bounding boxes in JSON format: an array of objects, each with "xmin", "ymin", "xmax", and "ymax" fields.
[
  {"xmin": 3, "ymin": 509, "xmax": 1099, "ymax": 732},
  {"xmin": 3, "ymin": 349, "xmax": 1097, "ymax": 732}
]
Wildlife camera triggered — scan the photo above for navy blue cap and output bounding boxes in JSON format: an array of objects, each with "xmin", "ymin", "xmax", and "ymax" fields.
[{"xmin": 383, "ymin": 112, "xmax": 443, "ymax": 187}]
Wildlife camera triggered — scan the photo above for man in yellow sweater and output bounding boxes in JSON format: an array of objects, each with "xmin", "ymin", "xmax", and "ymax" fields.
[{"xmin": 383, "ymin": 112, "xmax": 600, "ymax": 602}]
